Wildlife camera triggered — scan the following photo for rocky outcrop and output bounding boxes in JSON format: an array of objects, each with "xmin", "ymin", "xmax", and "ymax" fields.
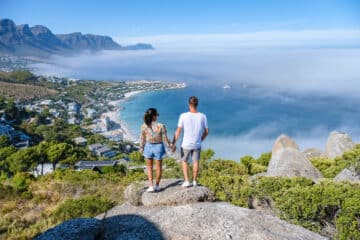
[
  {"xmin": 96, "ymin": 202, "xmax": 327, "ymax": 240},
  {"xmin": 326, "ymin": 131, "xmax": 355, "ymax": 159},
  {"xmin": 334, "ymin": 168, "xmax": 360, "ymax": 183},
  {"xmin": 266, "ymin": 134, "xmax": 323, "ymax": 181},
  {"xmin": 124, "ymin": 179, "xmax": 215, "ymax": 206},
  {"xmin": 36, "ymin": 179, "xmax": 327, "ymax": 240},
  {"xmin": 303, "ymin": 148, "xmax": 325, "ymax": 159},
  {"xmin": 35, "ymin": 218, "xmax": 101, "ymax": 240}
]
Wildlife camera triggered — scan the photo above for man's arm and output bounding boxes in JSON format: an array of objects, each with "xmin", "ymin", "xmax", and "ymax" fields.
[
  {"xmin": 173, "ymin": 127, "xmax": 182, "ymax": 144},
  {"xmin": 201, "ymin": 128, "xmax": 209, "ymax": 141}
]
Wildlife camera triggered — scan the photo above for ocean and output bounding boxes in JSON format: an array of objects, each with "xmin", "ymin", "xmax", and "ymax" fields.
[
  {"xmin": 120, "ymin": 84, "xmax": 360, "ymax": 160},
  {"xmin": 32, "ymin": 49, "xmax": 360, "ymax": 160}
]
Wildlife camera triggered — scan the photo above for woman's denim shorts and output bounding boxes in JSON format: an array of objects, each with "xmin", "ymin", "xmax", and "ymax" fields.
[{"xmin": 143, "ymin": 143, "xmax": 166, "ymax": 160}]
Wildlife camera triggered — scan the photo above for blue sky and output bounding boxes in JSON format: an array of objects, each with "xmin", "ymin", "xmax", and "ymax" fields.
[{"xmin": 1, "ymin": 0, "xmax": 359, "ymax": 37}]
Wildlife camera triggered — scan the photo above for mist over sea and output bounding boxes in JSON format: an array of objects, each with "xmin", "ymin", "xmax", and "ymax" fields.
[{"xmin": 32, "ymin": 44, "xmax": 360, "ymax": 160}]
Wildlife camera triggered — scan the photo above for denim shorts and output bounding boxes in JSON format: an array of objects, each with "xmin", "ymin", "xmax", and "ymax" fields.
[{"xmin": 143, "ymin": 143, "xmax": 166, "ymax": 160}]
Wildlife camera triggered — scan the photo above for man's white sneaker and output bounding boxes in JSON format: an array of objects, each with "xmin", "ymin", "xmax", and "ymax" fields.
[
  {"xmin": 181, "ymin": 181, "xmax": 191, "ymax": 188},
  {"xmin": 193, "ymin": 181, "xmax": 198, "ymax": 187},
  {"xmin": 146, "ymin": 186, "xmax": 154, "ymax": 192},
  {"xmin": 154, "ymin": 185, "xmax": 161, "ymax": 192}
]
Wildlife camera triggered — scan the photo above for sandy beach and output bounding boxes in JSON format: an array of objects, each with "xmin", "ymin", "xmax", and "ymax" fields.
[{"xmin": 102, "ymin": 90, "xmax": 145, "ymax": 142}]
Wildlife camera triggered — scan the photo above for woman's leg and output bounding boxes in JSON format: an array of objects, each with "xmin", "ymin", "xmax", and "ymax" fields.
[
  {"xmin": 146, "ymin": 158, "xmax": 153, "ymax": 186},
  {"xmin": 155, "ymin": 160, "xmax": 162, "ymax": 186}
]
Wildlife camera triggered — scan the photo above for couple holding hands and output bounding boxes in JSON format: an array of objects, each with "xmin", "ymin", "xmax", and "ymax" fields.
[{"xmin": 139, "ymin": 96, "xmax": 209, "ymax": 192}]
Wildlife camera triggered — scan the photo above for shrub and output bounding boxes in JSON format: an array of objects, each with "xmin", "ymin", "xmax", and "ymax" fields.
[
  {"xmin": 311, "ymin": 145, "xmax": 360, "ymax": 178},
  {"xmin": 200, "ymin": 175, "xmax": 251, "ymax": 207},
  {"xmin": 201, "ymin": 159, "xmax": 247, "ymax": 177},
  {"xmin": 52, "ymin": 196, "xmax": 115, "ymax": 222},
  {"xmin": 129, "ymin": 151, "xmax": 144, "ymax": 164},
  {"xmin": 11, "ymin": 172, "xmax": 34, "ymax": 192}
]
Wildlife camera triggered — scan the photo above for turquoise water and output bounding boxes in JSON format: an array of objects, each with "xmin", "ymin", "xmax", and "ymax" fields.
[{"xmin": 120, "ymin": 84, "xmax": 360, "ymax": 160}]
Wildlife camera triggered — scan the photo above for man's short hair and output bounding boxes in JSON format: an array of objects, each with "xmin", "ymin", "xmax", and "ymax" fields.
[{"xmin": 189, "ymin": 96, "xmax": 198, "ymax": 107}]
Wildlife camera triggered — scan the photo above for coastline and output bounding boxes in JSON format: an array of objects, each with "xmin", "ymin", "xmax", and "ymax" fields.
[
  {"xmin": 102, "ymin": 90, "xmax": 145, "ymax": 142},
  {"xmin": 102, "ymin": 84, "xmax": 186, "ymax": 144}
]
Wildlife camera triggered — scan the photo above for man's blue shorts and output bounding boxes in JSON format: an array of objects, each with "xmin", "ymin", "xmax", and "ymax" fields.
[{"xmin": 143, "ymin": 143, "xmax": 166, "ymax": 160}]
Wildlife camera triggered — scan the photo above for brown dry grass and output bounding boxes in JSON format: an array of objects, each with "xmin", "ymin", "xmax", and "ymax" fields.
[{"xmin": 0, "ymin": 81, "xmax": 57, "ymax": 100}]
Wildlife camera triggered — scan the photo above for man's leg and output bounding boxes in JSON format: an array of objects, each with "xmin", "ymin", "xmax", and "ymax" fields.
[
  {"xmin": 192, "ymin": 149, "xmax": 201, "ymax": 182},
  {"xmin": 181, "ymin": 148, "xmax": 190, "ymax": 183},
  {"xmin": 182, "ymin": 161, "xmax": 190, "ymax": 182}
]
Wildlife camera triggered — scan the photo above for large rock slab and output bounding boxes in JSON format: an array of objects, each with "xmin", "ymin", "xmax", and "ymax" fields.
[
  {"xmin": 326, "ymin": 131, "xmax": 355, "ymax": 159},
  {"xmin": 98, "ymin": 202, "xmax": 328, "ymax": 240},
  {"xmin": 334, "ymin": 168, "xmax": 360, "ymax": 183},
  {"xmin": 124, "ymin": 179, "xmax": 215, "ymax": 207},
  {"xmin": 34, "ymin": 218, "xmax": 101, "ymax": 240},
  {"xmin": 267, "ymin": 135, "xmax": 323, "ymax": 181}
]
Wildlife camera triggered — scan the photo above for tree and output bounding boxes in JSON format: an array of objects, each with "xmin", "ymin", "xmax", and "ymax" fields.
[
  {"xmin": 0, "ymin": 146, "xmax": 16, "ymax": 173},
  {"xmin": 47, "ymin": 142, "xmax": 75, "ymax": 169},
  {"xmin": 36, "ymin": 142, "xmax": 49, "ymax": 175},
  {"xmin": 7, "ymin": 147, "xmax": 38, "ymax": 173},
  {"xmin": 0, "ymin": 135, "xmax": 11, "ymax": 148},
  {"xmin": 129, "ymin": 151, "xmax": 144, "ymax": 164}
]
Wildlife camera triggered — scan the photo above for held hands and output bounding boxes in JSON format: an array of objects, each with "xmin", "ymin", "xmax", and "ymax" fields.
[{"xmin": 169, "ymin": 143, "xmax": 177, "ymax": 152}]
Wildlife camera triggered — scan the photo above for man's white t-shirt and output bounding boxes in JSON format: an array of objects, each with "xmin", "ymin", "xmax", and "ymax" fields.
[{"xmin": 178, "ymin": 112, "xmax": 208, "ymax": 150}]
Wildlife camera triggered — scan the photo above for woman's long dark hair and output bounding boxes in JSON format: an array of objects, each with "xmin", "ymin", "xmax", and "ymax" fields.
[{"xmin": 144, "ymin": 108, "xmax": 158, "ymax": 127}]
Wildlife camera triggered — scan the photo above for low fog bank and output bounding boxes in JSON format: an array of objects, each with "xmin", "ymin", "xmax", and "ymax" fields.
[
  {"xmin": 32, "ymin": 47, "xmax": 360, "ymax": 99},
  {"xmin": 205, "ymin": 124, "xmax": 360, "ymax": 160}
]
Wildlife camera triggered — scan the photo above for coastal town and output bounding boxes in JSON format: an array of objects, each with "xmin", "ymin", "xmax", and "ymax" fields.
[{"xmin": 0, "ymin": 68, "xmax": 186, "ymax": 176}]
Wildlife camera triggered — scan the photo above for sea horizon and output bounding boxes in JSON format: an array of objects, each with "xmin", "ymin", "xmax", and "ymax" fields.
[{"xmin": 118, "ymin": 83, "xmax": 360, "ymax": 160}]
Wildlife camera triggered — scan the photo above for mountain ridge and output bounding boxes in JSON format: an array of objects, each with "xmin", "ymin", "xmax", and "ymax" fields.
[{"xmin": 0, "ymin": 18, "xmax": 153, "ymax": 57}]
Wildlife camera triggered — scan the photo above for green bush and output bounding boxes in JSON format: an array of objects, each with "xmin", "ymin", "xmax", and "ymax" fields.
[
  {"xmin": 200, "ymin": 175, "xmax": 251, "ymax": 207},
  {"xmin": 311, "ymin": 145, "xmax": 360, "ymax": 178},
  {"xmin": 272, "ymin": 181, "xmax": 360, "ymax": 238},
  {"xmin": 52, "ymin": 196, "xmax": 115, "ymax": 222},
  {"xmin": 101, "ymin": 164, "xmax": 126, "ymax": 175},
  {"xmin": 11, "ymin": 172, "xmax": 34, "ymax": 192},
  {"xmin": 202, "ymin": 159, "xmax": 247, "ymax": 177}
]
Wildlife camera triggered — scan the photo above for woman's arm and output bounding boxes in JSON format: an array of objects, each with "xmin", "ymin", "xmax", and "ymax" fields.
[
  {"xmin": 139, "ymin": 125, "xmax": 146, "ymax": 153},
  {"xmin": 161, "ymin": 125, "xmax": 172, "ymax": 147}
]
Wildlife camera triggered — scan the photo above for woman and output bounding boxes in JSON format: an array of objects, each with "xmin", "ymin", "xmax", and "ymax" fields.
[{"xmin": 140, "ymin": 108, "xmax": 173, "ymax": 192}]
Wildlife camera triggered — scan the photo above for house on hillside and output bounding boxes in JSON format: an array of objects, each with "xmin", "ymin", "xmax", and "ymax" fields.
[
  {"xmin": 74, "ymin": 160, "xmax": 117, "ymax": 172},
  {"xmin": 73, "ymin": 137, "xmax": 87, "ymax": 146},
  {"xmin": 95, "ymin": 146, "xmax": 116, "ymax": 158},
  {"xmin": 88, "ymin": 143, "xmax": 116, "ymax": 158}
]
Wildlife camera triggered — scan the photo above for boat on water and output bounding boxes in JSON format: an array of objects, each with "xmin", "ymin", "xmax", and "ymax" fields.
[{"xmin": 223, "ymin": 84, "xmax": 231, "ymax": 89}]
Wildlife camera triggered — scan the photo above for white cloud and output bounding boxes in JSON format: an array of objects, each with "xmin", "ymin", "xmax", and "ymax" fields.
[{"xmin": 115, "ymin": 29, "xmax": 360, "ymax": 50}]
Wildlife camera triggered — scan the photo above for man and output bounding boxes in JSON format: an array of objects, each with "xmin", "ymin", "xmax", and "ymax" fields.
[{"xmin": 173, "ymin": 96, "xmax": 209, "ymax": 187}]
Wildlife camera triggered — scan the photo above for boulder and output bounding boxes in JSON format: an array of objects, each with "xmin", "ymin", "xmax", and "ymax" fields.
[
  {"xmin": 266, "ymin": 135, "xmax": 323, "ymax": 181},
  {"xmin": 326, "ymin": 131, "xmax": 355, "ymax": 159},
  {"xmin": 272, "ymin": 134, "xmax": 299, "ymax": 154},
  {"xmin": 34, "ymin": 218, "xmax": 101, "ymax": 240},
  {"xmin": 124, "ymin": 179, "xmax": 215, "ymax": 207},
  {"xmin": 98, "ymin": 202, "xmax": 328, "ymax": 240},
  {"xmin": 303, "ymin": 148, "xmax": 325, "ymax": 159},
  {"xmin": 334, "ymin": 168, "xmax": 360, "ymax": 183}
]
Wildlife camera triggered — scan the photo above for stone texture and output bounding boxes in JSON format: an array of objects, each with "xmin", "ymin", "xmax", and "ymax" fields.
[
  {"xmin": 34, "ymin": 218, "xmax": 101, "ymax": 240},
  {"xmin": 272, "ymin": 134, "xmax": 299, "ymax": 154},
  {"xmin": 334, "ymin": 168, "xmax": 360, "ymax": 183},
  {"xmin": 124, "ymin": 179, "xmax": 215, "ymax": 207},
  {"xmin": 98, "ymin": 202, "xmax": 328, "ymax": 240},
  {"xmin": 266, "ymin": 134, "xmax": 323, "ymax": 181},
  {"xmin": 303, "ymin": 148, "xmax": 325, "ymax": 159},
  {"xmin": 326, "ymin": 131, "xmax": 355, "ymax": 159}
]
